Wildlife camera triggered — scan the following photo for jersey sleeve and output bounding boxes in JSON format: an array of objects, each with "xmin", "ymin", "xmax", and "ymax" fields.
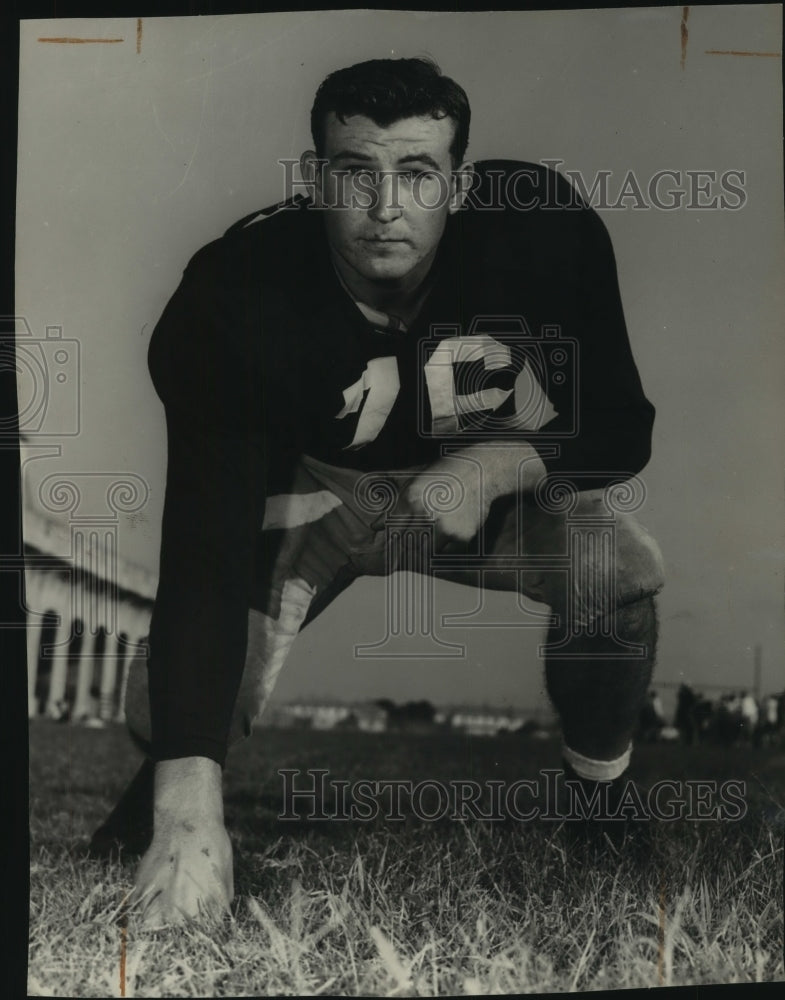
[
  {"xmin": 146, "ymin": 241, "xmax": 267, "ymax": 766},
  {"xmin": 453, "ymin": 161, "xmax": 655, "ymax": 493},
  {"xmin": 522, "ymin": 184, "xmax": 655, "ymax": 492}
]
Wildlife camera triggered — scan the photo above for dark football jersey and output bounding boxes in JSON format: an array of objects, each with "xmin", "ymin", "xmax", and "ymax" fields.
[
  {"xmin": 145, "ymin": 160, "xmax": 655, "ymax": 764},
  {"xmin": 151, "ymin": 160, "xmax": 653, "ymax": 491}
]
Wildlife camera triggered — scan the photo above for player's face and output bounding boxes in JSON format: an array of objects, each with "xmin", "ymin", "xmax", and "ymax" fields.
[{"xmin": 303, "ymin": 114, "xmax": 470, "ymax": 290}]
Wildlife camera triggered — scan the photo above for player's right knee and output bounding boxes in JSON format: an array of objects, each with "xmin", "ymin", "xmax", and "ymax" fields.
[
  {"xmin": 614, "ymin": 517, "xmax": 665, "ymax": 609},
  {"xmin": 555, "ymin": 514, "xmax": 664, "ymax": 630}
]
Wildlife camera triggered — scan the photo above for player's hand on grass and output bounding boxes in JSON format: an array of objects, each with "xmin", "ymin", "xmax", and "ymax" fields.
[
  {"xmin": 132, "ymin": 817, "xmax": 234, "ymax": 927},
  {"xmin": 130, "ymin": 757, "xmax": 234, "ymax": 928}
]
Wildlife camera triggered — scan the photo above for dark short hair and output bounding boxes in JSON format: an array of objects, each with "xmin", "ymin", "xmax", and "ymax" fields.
[{"xmin": 310, "ymin": 57, "xmax": 471, "ymax": 167}]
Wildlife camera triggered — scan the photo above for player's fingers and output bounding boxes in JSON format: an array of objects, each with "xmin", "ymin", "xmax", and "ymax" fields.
[
  {"xmin": 369, "ymin": 479, "xmax": 422, "ymax": 531},
  {"xmin": 196, "ymin": 884, "xmax": 234, "ymax": 921},
  {"xmin": 138, "ymin": 882, "xmax": 213, "ymax": 927},
  {"xmin": 129, "ymin": 884, "xmax": 162, "ymax": 920},
  {"xmin": 135, "ymin": 887, "xmax": 188, "ymax": 928}
]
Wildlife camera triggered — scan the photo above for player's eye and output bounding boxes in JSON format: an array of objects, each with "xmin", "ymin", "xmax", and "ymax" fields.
[{"xmin": 401, "ymin": 169, "xmax": 438, "ymax": 182}]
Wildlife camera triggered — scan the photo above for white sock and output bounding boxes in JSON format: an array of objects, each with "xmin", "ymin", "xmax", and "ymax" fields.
[{"xmin": 563, "ymin": 742, "xmax": 632, "ymax": 782}]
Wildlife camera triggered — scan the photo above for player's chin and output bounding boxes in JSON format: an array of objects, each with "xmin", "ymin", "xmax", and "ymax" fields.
[{"xmin": 356, "ymin": 255, "xmax": 418, "ymax": 282}]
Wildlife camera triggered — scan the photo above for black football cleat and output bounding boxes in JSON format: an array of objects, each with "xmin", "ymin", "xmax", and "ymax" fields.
[{"xmin": 556, "ymin": 760, "xmax": 658, "ymax": 860}]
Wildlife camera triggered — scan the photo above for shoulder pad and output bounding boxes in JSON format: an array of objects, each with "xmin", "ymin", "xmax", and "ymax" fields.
[
  {"xmin": 223, "ymin": 194, "xmax": 311, "ymax": 236},
  {"xmin": 468, "ymin": 159, "xmax": 587, "ymax": 212}
]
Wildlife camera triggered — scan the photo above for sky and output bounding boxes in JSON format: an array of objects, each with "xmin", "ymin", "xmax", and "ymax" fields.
[{"xmin": 16, "ymin": 7, "xmax": 785, "ymax": 714}]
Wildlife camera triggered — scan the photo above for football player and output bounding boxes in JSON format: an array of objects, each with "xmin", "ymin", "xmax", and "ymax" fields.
[{"xmin": 91, "ymin": 57, "xmax": 665, "ymax": 925}]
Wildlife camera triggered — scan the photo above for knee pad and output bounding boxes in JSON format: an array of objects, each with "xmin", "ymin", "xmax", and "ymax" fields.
[
  {"xmin": 613, "ymin": 516, "xmax": 665, "ymax": 607},
  {"xmin": 564, "ymin": 515, "xmax": 664, "ymax": 628}
]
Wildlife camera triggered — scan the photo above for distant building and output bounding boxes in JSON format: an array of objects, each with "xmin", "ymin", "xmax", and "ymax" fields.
[
  {"xmin": 23, "ymin": 488, "xmax": 154, "ymax": 724},
  {"xmin": 274, "ymin": 701, "xmax": 387, "ymax": 732},
  {"xmin": 449, "ymin": 708, "xmax": 527, "ymax": 737},
  {"xmin": 265, "ymin": 700, "xmax": 559, "ymax": 737},
  {"xmin": 343, "ymin": 704, "xmax": 388, "ymax": 732}
]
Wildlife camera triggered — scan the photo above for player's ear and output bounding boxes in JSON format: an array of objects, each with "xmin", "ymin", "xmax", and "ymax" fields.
[
  {"xmin": 300, "ymin": 150, "xmax": 324, "ymax": 205},
  {"xmin": 449, "ymin": 161, "xmax": 475, "ymax": 214}
]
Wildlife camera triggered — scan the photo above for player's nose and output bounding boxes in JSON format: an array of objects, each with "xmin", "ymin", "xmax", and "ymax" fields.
[{"xmin": 368, "ymin": 172, "xmax": 403, "ymax": 222}]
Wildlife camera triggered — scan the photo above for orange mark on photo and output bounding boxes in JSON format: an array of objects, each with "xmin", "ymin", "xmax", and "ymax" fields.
[
  {"xmin": 38, "ymin": 37, "xmax": 124, "ymax": 44},
  {"xmin": 705, "ymin": 49, "xmax": 781, "ymax": 57},
  {"xmin": 119, "ymin": 923, "xmax": 127, "ymax": 997},
  {"xmin": 657, "ymin": 882, "xmax": 666, "ymax": 984},
  {"xmin": 680, "ymin": 7, "xmax": 690, "ymax": 71}
]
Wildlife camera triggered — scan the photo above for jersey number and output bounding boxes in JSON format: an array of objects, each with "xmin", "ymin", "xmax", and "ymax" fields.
[{"xmin": 335, "ymin": 336, "xmax": 514, "ymax": 448}]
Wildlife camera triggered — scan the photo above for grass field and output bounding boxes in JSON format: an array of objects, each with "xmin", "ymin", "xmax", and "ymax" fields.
[{"xmin": 28, "ymin": 721, "xmax": 784, "ymax": 997}]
